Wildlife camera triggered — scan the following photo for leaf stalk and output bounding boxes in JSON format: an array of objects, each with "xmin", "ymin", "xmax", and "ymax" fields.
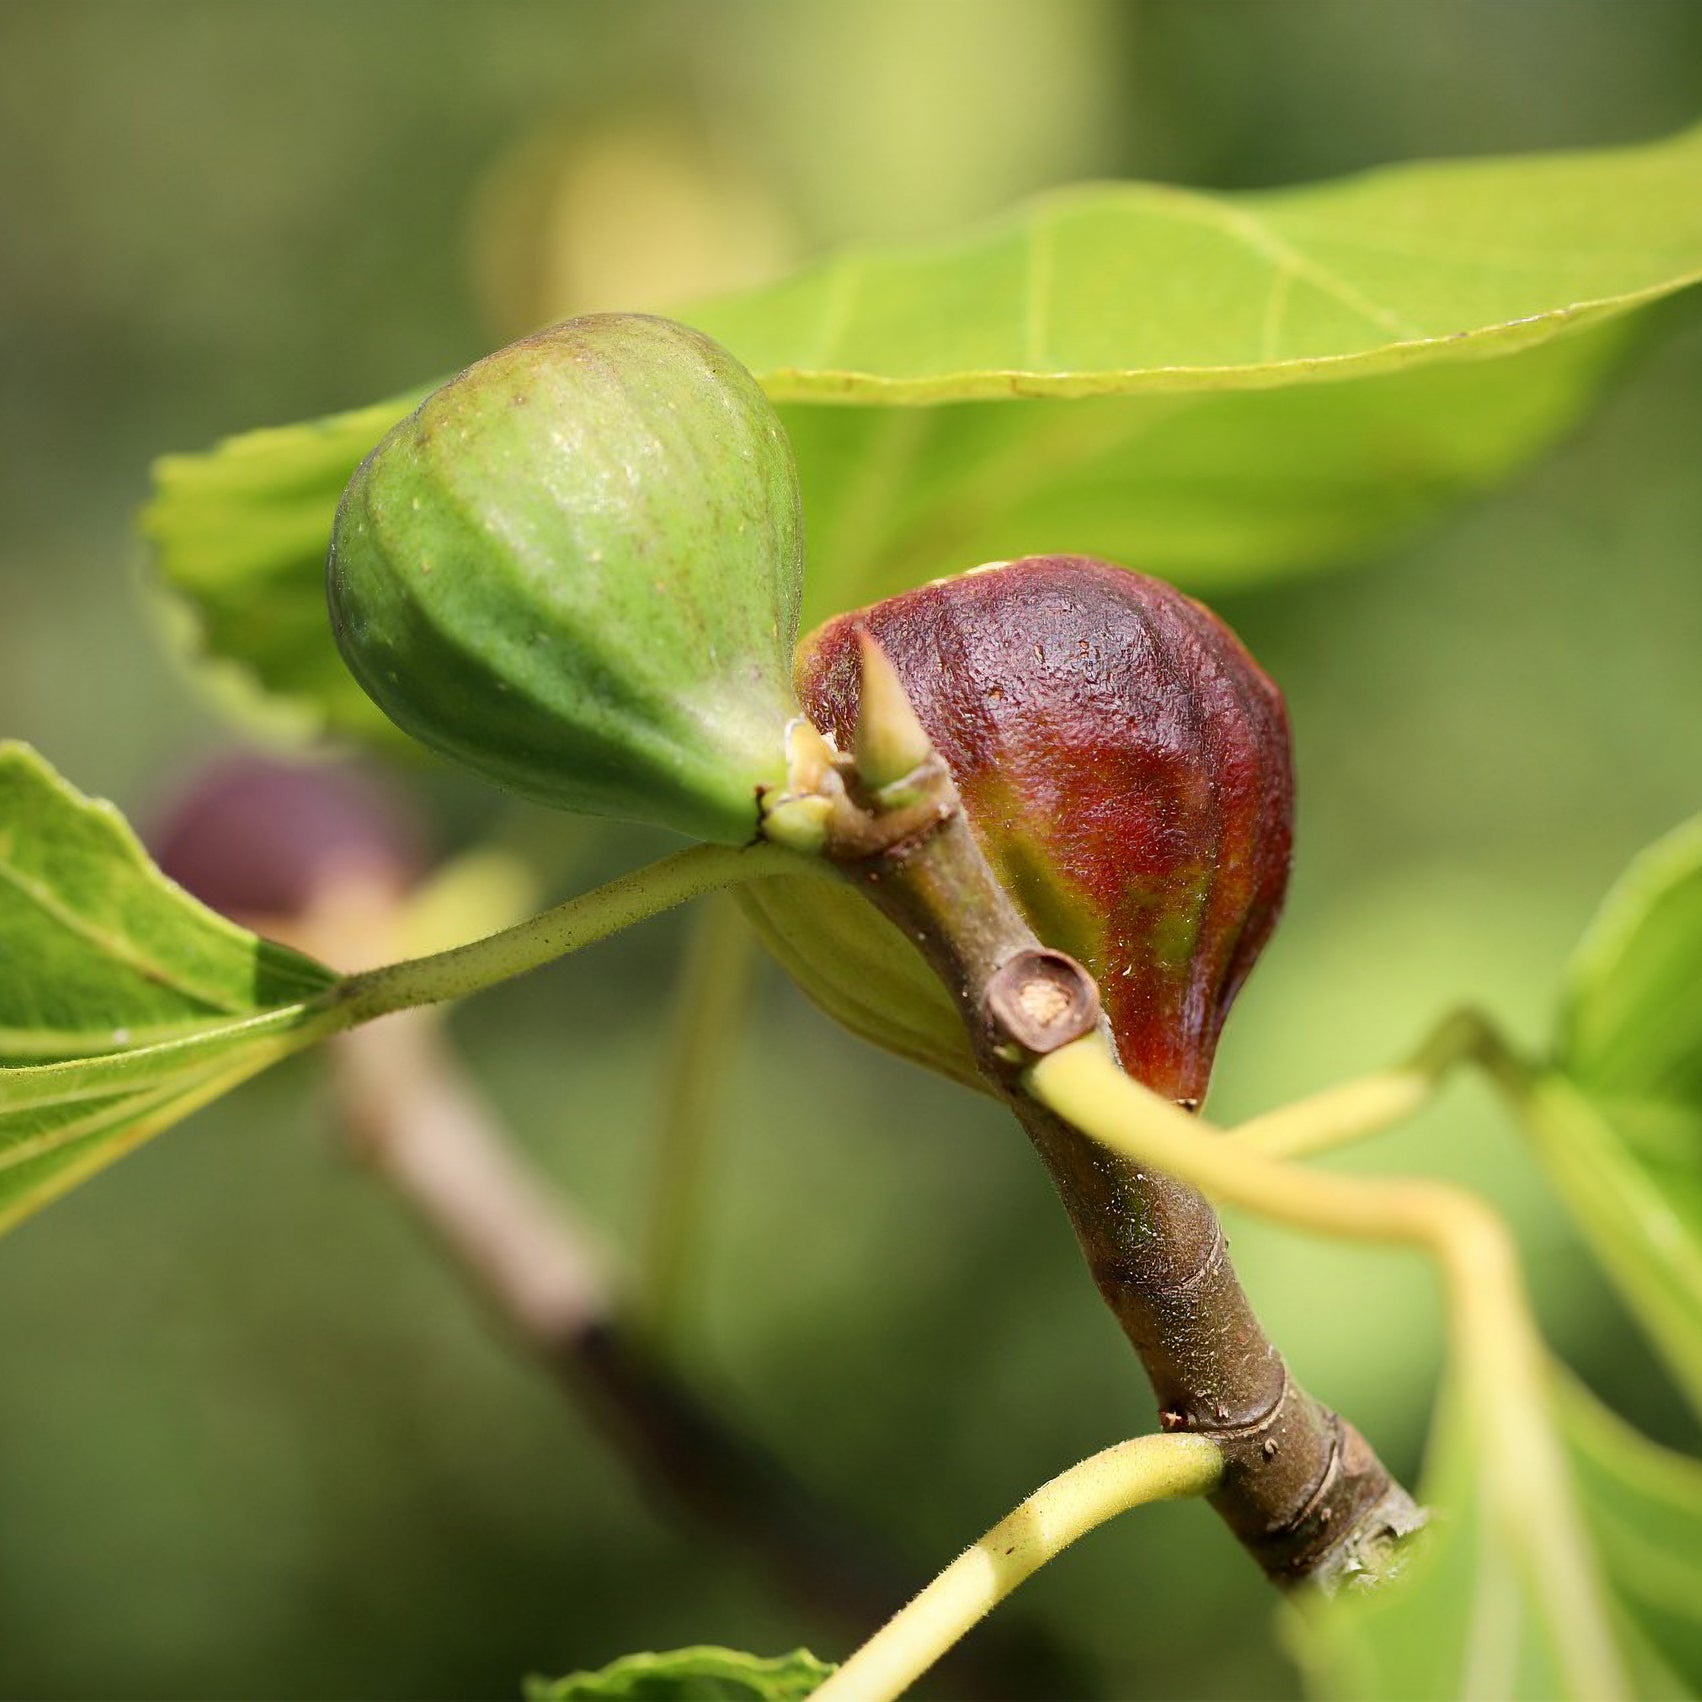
[
  {"xmin": 330, "ymin": 840, "xmax": 817, "ymax": 1023},
  {"xmin": 812, "ymin": 1433, "xmax": 1223, "ymax": 1702}
]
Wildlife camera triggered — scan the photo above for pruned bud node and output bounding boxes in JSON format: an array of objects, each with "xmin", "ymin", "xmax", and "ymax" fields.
[{"xmin": 984, "ymin": 948, "xmax": 1100, "ymax": 1062}]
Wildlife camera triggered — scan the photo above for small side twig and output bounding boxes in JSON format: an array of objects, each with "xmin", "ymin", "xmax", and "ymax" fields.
[
  {"xmin": 328, "ymin": 1006, "xmax": 906, "ymax": 1637},
  {"xmin": 814, "ymin": 1433, "xmax": 1223, "ymax": 1702},
  {"xmin": 325, "ymin": 1003, "xmax": 1083, "ymax": 1699}
]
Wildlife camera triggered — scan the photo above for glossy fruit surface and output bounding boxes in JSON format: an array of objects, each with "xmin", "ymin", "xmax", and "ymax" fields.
[
  {"xmin": 744, "ymin": 556, "xmax": 1293, "ymax": 1103},
  {"xmin": 328, "ymin": 314, "xmax": 801, "ymax": 843}
]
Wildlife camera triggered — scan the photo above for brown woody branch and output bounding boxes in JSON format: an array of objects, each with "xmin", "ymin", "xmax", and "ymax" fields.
[{"xmin": 823, "ymin": 758, "xmax": 1422, "ymax": 1587}]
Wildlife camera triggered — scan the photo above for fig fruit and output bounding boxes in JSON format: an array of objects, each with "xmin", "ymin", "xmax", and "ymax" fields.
[
  {"xmin": 742, "ymin": 556, "xmax": 1293, "ymax": 1104},
  {"xmin": 152, "ymin": 755, "xmax": 426, "ymax": 923},
  {"xmin": 328, "ymin": 314, "xmax": 802, "ymax": 844}
]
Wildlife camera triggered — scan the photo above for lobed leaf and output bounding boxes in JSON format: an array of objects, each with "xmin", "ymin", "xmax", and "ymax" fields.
[
  {"xmin": 524, "ymin": 1646, "xmax": 834, "ymax": 1702},
  {"xmin": 0, "ymin": 743, "xmax": 338, "ymax": 1233},
  {"xmin": 1541, "ymin": 815, "xmax": 1702, "ymax": 1417},
  {"xmin": 143, "ymin": 127, "xmax": 1702, "ymax": 728},
  {"xmin": 776, "ymin": 319, "xmax": 1634, "ymax": 620},
  {"xmin": 1292, "ymin": 1374, "xmax": 1702, "ymax": 1700}
]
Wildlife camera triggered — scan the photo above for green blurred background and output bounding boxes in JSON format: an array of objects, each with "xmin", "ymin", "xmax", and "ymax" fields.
[{"xmin": 2, "ymin": 3, "xmax": 1701, "ymax": 1697}]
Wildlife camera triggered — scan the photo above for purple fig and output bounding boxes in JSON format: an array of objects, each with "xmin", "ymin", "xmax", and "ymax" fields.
[
  {"xmin": 151, "ymin": 754, "xmax": 427, "ymax": 925},
  {"xmin": 753, "ymin": 556, "xmax": 1293, "ymax": 1105}
]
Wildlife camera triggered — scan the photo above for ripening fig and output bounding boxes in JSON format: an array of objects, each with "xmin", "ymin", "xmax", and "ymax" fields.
[
  {"xmin": 743, "ymin": 557, "xmax": 1293, "ymax": 1104},
  {"xmin": 328, "ymin": 314, "xmax": 802, "ymax": 844}
]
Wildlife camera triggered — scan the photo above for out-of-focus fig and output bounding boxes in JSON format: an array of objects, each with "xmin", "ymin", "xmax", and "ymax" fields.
[
  {"xmin": 152, "ymin": 754, "xmax": 427, "ymax": 923},
  {"xmin": 742, "ymin": 556, "xmax": 1293, "ymax": 1104},
  {"xmin": 327, "ymin": 314, "xmax": 802, "ymax": 844}
]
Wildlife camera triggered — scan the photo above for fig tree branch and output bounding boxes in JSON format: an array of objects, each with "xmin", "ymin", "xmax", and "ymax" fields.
[
  {"xmin": 786, "ymin": 646, "xmax": 1422, "ymax": 1588},
  {"xmin": 1026, "ymin": 1036, "xmax": 1628, "ymax": 1700},
  {"xmin": 325, "ymin": 1002, "xmax": 1079, "ymax": 1698}
]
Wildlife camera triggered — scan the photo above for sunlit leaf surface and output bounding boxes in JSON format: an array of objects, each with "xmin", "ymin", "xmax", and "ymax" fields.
[
  {"xmin": 696, "ymin": 127, "xmax": 1702, "ymax": 400},
  {"xmin": 143, "ymin": 127, "xmax": 1702, "ymax": 730},
  {"xmin": 0, "ymin": 743, "xmax": 336, "ymax": 1233}
]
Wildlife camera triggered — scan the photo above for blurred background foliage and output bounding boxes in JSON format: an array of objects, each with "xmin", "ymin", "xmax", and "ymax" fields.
[{"xmin": 2, "ymin": 3, "xmax": 1701, "ymax": 1698}]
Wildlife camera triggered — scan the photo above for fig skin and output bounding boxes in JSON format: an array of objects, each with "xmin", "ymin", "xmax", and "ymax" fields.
[
  {"xmin": 328, "ymin": 314, "xmax": 802, "ymax": 845},
  {"xmin": 774, "ymin": 556, "xmax": 1294, "ymax": 1104}
]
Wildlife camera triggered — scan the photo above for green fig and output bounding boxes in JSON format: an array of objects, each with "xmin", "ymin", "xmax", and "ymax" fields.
[
  {"xmin": 328, "ymin": 314, "xmax": 801, "ymax": 843},
  {"xmin": 743, "ymin": 556, "xmax": 1294, "ymax": 1104}
]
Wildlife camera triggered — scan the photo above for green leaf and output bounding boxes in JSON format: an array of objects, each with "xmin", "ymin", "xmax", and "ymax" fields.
[
  {"xmin": 143, "ymin": 128, "xmax": 1702, "ymax": 731},
  {"xmin": 697, "ymin": 128, "xmax": 1702, "ymax": 401},
  {"xmin": 1561, "ymin": 815, "xmax": 1702, "ymax": 1106},
  {"xmin": 1292, "ymin": 1373, "xmax": 1701, "ymax": 1700},
  {"xmin": 1561, "ymin": 1376, "xmax": 1702, "ymax": 1689},
  {"xmin": 1519, "ymin": 1078, "xmax": 1702, "ymax": 1423},
  {"xmin": 776, "ymin": 318, "xmax": 1635, "ymax": 619},
  {"xmin": 523, "ymin": 1646, "xmax": 834, "ymax": 1702},
  {"xmin": 0, "ymin": 743, "xmax": 337, "ymax": 1233},
  {"xmin": 1536, "ymin": 816, "xmax": 1702, "ymax": 1416},
  {"xmin": 144, "ymin": 388, "xmax": 428, "ymax": 743}
]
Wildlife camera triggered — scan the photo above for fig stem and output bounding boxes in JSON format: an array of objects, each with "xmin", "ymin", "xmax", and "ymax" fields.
[
  {"xmin": 813, "ymin": 1433, "xmax": 1223, "ymax": 1702},
  {"xmin": 330, "ymin": 840, "xmax": 822, "ymax": 1024},
  {"xmin": 1027, "ymin": 1037, "xmax": 1628, "ymax": 1698}
]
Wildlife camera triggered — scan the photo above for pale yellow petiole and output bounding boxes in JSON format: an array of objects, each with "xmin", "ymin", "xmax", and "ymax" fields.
[
  {"xmin": 813, "ymin": 1433, "xmax": 1223, "ymax": 1702},
  {"xmin": 1229, "ymin": 1007, "xmax": 1508, "ymax": 1161}
]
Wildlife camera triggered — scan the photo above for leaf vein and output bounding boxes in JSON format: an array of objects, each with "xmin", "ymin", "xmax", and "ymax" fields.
[
  {"xmin": 0, "ymin": 1070, "xmax": 213, "ymax": 1175},
  {"xmin": 1259, "ymin": 262, "xmax": 1297, "ymax": 364},
  {"xmin": 0, "ymin": 854, "xmax": 247, "ymax": 1017}
]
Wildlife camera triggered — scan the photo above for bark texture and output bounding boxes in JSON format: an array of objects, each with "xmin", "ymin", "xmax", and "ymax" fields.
[{"xmin": 840, "ymin": 799, "xmax": 1422, "ymax": 1585}]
